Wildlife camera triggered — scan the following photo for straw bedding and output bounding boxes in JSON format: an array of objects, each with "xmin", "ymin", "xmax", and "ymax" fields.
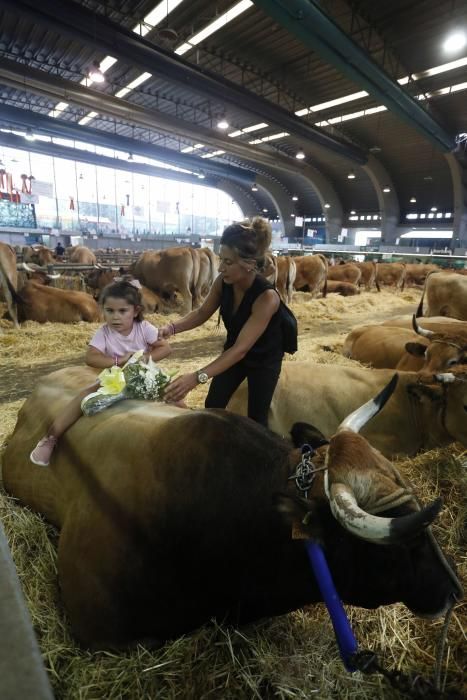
[{"xmin": 0, "ymin": 288, "xmax": 465, "ymax": 699}]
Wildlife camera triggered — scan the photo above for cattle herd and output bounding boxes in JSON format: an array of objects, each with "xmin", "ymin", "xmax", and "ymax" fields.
[{"xmin": 0, "ymin": 240, "xmax": 466, "ymax": 693}]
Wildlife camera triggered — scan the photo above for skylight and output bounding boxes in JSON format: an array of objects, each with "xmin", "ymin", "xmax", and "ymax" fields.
[
  {"xmin": 175, "ymin": 0, "xmax": 253, "ymax": 55},
  {"xmin": 228, "ymin": 122, "xmax": 268, "ymax": 137},
  {"xmin": 181, "ymin": 143, "xmax": 204, "ymax": 153},
  {"xmin": 48, "ymin": 101, "xmax": 69, "ymax": 118},
  {"xmin": 133, "ymin": 0, "xmax": 185, "ymax": 37},
  {"xmin": 201, "ymin": 150, "xmax": 225, "ymax": 158},
  {"xmin": 249, "ymin": 131, "xmax": 289, "ymax": 144},
  {"xmin": 78, "ymin": 111, "xmax": 98, "ymax": 126}
]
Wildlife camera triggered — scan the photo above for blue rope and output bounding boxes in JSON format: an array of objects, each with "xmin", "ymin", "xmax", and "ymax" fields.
[{"xmin": 305, "ymin": 541, "xmax": 358, "ymax": 671}]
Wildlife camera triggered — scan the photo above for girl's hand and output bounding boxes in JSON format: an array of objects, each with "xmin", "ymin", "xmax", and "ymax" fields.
[
  {"xmin": 119, "ymin": 352, "xmax": 134, "ymax": 365},
  {"xmin": 164, "ymin": 372, "xmax": 198, "ymax": 402}
]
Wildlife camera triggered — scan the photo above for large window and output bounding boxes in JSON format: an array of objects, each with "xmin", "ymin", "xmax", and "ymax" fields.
[{"xmin": 0, "ymin": 143, "xmax": 243, "ymax": 236}]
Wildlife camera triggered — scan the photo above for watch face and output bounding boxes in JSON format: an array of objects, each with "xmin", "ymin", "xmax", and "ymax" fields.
[{"xmin": 197, "ymin": 371, "xmax": 209, "ymax": 384}]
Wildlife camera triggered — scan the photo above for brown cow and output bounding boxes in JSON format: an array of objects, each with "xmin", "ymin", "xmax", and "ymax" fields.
[
  {"xmin": 0, "ymin": 241, "xmax": 20, "ymax": 328},
  {"xmin": 293, "ymin": 254, "xmax": 328, "ymax": 297},
  {"xmin": 262, "ymin": 253, "xmax": 277, "ymax": 286},
  {"xmin": 381, "ymin": 315, "xmax": 464, "ymax": 330},
  {"xmin": 276, "ymin": 256, "xmax": 296, "ymax": 304},
  {"xmin": 326, "ymin": 280, "xmax": 360, "ymax": 296},
  {"xmin": 404, "ymin": 263, "xmax": 439, "ymax": 287},
  {"xmin": 22, "ymin": 245, "xmax": 55, "ymax": 266},
  {"xmin": 196, "ymin": 248, "xmax": 218, "ymax": 300},
  {"xmin": 343, "ymin": 316, "xmax": 467, "ymax": 373},
  {"xmin": 16, "ymin": 281, "xmax": 101, "ymax": 323},
  {"xmin": 132, "ymin": 247, "xmax": 201, "ymax": 314},
  {"xmin": 69, "ymin": 246, "xmax": 97, "ymax": 265},
  {"xmin": 327, "ymin": 262, "xmax": 361, "ymax": 286},
  {"xmin": 376, "ymin": 262, "xmax": 406, "ymax": 289},
  {"xmin": 85, "ymin": 268, "xmax": 117, "ymax": 298},
  {"xmin": 416, "ymin": 271, "xmax": 467, "ymax": 320},
  {"xmin": 355, "ymin": 261, "xmax": 380, "ymax": 291},
  {"xmin": 3, "ymin": 366, "xmax": 460, "ymax": 647}
]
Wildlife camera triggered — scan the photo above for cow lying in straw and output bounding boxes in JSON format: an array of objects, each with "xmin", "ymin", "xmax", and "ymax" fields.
[
  {"xmin": 229, "ymin": 361, "xmax": 467, "ymax": 458},
  {"xmin": 3, "ymin": 367, "xmax": 461, "ymax": 648}
]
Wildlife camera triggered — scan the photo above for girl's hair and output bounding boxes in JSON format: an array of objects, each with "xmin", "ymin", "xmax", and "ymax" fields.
[
  {"xmin": 220, "ymin": 216, "xmax": 272, "ymax": 270},
  {"xmin": 99, "ymin": 280, "xmax": 144, "ymax": 322}
]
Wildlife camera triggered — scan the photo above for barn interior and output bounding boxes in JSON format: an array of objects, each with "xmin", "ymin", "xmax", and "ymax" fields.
[{"xmin": 0, "ymin": 1, "xmax": 467, "ymax": 699}]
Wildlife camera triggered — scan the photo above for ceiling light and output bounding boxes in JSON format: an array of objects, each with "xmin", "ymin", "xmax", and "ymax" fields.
[
  {"xmin": 324, "ymin": 203, "xmax": 330, "ymax": 208},
  {"xmin": 292, "ymin": 195, "xmax": 298, "ymax": 201},
  {"xmin": 128, "ymin": 152, "xmax": 134, "ymax": 161},
  {"xmin": 347, "ymin": 170, "xmax": 356, "ymax": 179},
  {"xmin": 25, "ymin": 127, "xmax": 35, "ymax": 142},
  {"xmin": 88, "ymin": 61, "xmax": 105, "ymax": 83},
  {"xmin": 295, "ymin": 150, "xmax": 305, "ymax": 160},
  {"xmin": 443, "ymin": 31, "xmax": 466, "ymax": 53},
  {"xmin": 383, "ymin": 187, "xmax": 391, "ymax": 193},
  {"xmin": 350, "ymin": 210, "xmax": 356, "ymax": 215},
  {"xmin": 263, "ymin": 208, "xmax": 268, "ymax": 213},
  {"xmin": 251, "ymin": 184, "xmax": 258, "ymax": 192},
  {"xmin": 431, "ymin": 206, "xmax": 438, "ymax": 211},
  {"xmin": 291, "ymin": 214, "xmax": 295, "ymax": 218},
  {"xmin": 217, "ymin": 118, "xmax": 229, "ymax": 130},
  {"xmin": 410, "ymin": 197, "xmax": 417, "ymax": 203}
]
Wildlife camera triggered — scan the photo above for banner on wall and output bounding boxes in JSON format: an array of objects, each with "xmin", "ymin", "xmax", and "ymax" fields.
[
  {"xmin": 33, "ymin": 180, "xmax": 54, "ymax": 198},
  {"xmin": 156, "ymin": 200, "xmax": 170, "ymax": 213},
  {"xmin": 20, "ymin": 193, "xmax": 39, "ymax": 204}
]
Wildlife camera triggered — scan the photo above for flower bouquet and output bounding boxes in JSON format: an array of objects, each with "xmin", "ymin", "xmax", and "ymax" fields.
[{"xmin": 81, "ymin": 352, "xmax": 176, "ymax": 417}]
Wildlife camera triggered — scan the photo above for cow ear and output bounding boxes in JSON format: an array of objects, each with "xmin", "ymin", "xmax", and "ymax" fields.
[
  {"xmin": 407, "ymin": 383, "xmax": 443, "ymax": 402},
  {"xmin": 290, "ymin": 421, "xmax": 329, "ymax": 448},
  {"xmin": 405, "ymin": 342, "xmax": 428, "ymax": 357},
  {"xmin": 273, "ymin": 493, "xmax": 324, "ymax": 541}
]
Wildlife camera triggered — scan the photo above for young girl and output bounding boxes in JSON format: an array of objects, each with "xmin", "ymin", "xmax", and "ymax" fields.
[{"xmin": 30, "ymin": 280, "xmax": 171, "ymax": 466}]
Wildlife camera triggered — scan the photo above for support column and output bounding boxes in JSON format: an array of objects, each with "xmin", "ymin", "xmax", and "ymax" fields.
[
  {"xmin": 445, "ymin": 152, "xmax": 467, "ymax": 250},
  {"xmin": 362, "ymin": 155, "xmax": 400, "ymax": 244},
  {"xmin": 301, "ymin": 165, "xmax": 343, "ymax": 243},
  {"xmin": 256, "ymin": 175, "xmax": 295, "ymax": 237}
]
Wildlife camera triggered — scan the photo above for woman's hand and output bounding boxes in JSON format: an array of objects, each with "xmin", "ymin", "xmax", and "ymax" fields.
[
  {"xmin": 158, "ymin": 324, "xmax": 174, "ymax": 340},
  {"xmin": 164, "ymin": 372, "xmax": 198, "ymax": 402}
]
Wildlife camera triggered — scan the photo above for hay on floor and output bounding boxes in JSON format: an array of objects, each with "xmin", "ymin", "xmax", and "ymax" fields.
[{"xmin": 1, "ymin": 287, "xmax": 465, "ymax": 699}]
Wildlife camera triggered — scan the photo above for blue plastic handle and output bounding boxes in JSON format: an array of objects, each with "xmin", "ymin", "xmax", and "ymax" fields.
[{"xmin": 305, "ymin": 540, "xmax": 358, "ymax": 671}]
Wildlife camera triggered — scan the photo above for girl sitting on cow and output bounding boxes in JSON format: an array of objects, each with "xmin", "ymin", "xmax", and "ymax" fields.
[
  {"xmin": 160, "ymin": 217, "xmax": 284, "ymax": 428},
  {"xmin": 30, "ymin": 280, "xmax": 172, "ymax": 467}
]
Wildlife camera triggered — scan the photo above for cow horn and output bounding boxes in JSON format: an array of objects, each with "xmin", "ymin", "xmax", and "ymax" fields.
[
  {"xmin": 412, "ymin": 314, "xmax": 434, "ymax": 338},
  {"xmin": 338, "ymin": 374, "xmax": 398, "ymax": 433},
  {"xmin": 434, "ymin": 372, "xmax": 457, "ymax": 383},
  {"xmin": 325, "ymin": 473, "xmax": 442, "ymax": 543},
  {"xmin": 22, "ymin": 261, "xmax": 39, "ymax": 272}
]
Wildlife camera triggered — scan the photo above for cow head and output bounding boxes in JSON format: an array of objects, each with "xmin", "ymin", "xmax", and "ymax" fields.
[
  {"xmin": 409, "ymin": 315, "xmax": 467, "ymax": 372},
  {"xmin": 279, "ymin": 374, "xmax": 463, "ymax": 618}
]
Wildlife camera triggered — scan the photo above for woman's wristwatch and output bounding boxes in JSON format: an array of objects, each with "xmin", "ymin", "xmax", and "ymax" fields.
[{"xmin": 196, "ymin": 370, "xmax": 209, "ymax": 384}]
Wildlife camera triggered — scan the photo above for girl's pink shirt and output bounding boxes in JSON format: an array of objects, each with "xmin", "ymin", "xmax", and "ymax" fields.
[{"xmin": 89, "ymin": 320, "xmax": 158, "ymax": 358}]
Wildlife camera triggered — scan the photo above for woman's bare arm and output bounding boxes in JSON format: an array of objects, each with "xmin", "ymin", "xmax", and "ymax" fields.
[{"xmin": 159, "ymin": 275, "xmax": 222, "ymax": 337}]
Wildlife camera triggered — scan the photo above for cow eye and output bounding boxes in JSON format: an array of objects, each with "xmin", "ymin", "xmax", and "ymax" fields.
[{"xmin": 447, "ymin": 358, "xmax": 459, "ymax": 367}]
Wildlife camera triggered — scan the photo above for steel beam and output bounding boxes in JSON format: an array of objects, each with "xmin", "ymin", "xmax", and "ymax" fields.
[
  {"xmin": 253, "ymin": 0, "xmax": 456, "ymax": 152},
  {"xmin": 0, "ymin": 58, "xmax": 339, "ymax": 178},
  {"xmin": 0, "ymin": 0, "xmax": 367, "ymax": 164},
  {"xmin": 0, "ymin": 104, "xmax": 253, "ymax": 185}
]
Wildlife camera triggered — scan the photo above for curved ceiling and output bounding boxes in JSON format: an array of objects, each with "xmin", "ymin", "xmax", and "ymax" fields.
[{"xmin": 0, "ymin": 0, "xmax": 465, "ymax": 229}]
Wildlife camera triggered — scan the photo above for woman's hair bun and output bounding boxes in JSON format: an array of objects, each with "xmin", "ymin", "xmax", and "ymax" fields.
[{"xmin": 249, "ymin": 216, "xmax": 272, "ymax": 257}]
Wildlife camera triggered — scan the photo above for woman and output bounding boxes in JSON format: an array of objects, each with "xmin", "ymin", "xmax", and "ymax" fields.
[{"xmin": 161, "ymin": 218, "xmax": 283, "ymax": 427}]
